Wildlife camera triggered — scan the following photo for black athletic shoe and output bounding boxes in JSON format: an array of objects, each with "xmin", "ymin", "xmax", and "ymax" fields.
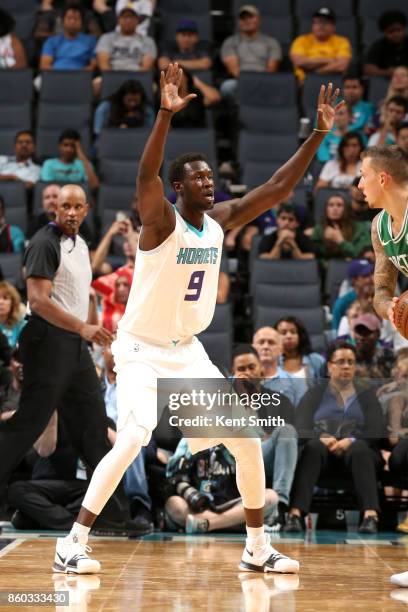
[
  {"xmin": 358, "ymin": 516, "xmax": 378, "ymax": 534},
  {"xmin": 283, "ymin": 514, "xmax": 304, "ymax": 533},
  {"xmin": 92, "ymin": 517, "xmax": 152, "ymax": 537}
]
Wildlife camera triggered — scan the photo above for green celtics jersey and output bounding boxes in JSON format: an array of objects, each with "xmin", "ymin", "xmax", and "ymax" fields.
[{"xmin": 377, "ymin": 207, "xmax": 408, "ymax": 276}]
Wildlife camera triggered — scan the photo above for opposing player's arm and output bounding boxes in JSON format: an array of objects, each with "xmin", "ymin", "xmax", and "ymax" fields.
[
  {"xmin": 209, "ymin": 84, "xmax": 343, "ymax": 230},
  {"xmin": 371, "ymin": 215, "xmax": 398, "ymax": 319},
  {"xmin": 137, "ymin": 64, "xmax": 196, "ymax": 248}
]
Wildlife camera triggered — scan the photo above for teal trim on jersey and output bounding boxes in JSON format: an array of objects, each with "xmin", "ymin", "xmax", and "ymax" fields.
[{"xmin": 174, "ymin": 205, "xmax": 207, "ymax": 238}]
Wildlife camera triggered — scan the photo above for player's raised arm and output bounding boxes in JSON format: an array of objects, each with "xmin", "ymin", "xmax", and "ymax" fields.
[
  {"xmin": 137, "ymin": 64, "xmax": 196, "ymax": 240},
  {"xmin": 371, "ymin": 215, "xmax": 399, "ymax": 322},
  {"xmin": 210, "ymin": 84, "xmax": 343, "ymax": 230}
]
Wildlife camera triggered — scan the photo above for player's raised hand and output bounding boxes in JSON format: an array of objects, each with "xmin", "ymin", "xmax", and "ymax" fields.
[
  {"xmin": 316, "ymin": 83, "xmax": 344, "ymax": 132},
  {"xmin": 160, "ymin": 62, "xmax": 197, "ymax": 114}
]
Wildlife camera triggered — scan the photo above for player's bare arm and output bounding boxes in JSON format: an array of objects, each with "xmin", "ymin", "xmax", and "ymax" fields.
[
  {"xmin": 209, "ymin": 84, "xmax": 343, "ymax": 231},
  {"xmin": 137, "ymin": 63, "xmax": 197, "ymax": 251},
  {"xmin": 371, "ymin": 214, "xmax": 399, "ymax": 323}
]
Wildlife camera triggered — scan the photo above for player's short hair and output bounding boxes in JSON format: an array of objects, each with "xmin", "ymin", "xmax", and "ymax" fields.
[
  {"xmin": 361, "ymin": 145, "xmax": 408, "ymax": 184},
  {"xmin": 168, "ymin": 153, "xmax": 209, "ymax": 186},
  {"xmin": 232, "ymin": 344, "xmax": 260, "ymax": 364}
]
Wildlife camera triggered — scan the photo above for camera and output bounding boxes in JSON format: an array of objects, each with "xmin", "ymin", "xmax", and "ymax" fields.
[{"xmin": 176, "ymin": 480, "xmax": 210, "ymax": 512}]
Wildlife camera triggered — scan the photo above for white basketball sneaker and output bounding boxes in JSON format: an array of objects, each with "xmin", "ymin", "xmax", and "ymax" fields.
[
  {"xmin": 52, "ymin": 534, "xmax": 101, "ymax": 574},
  {"xmin": 239, "ymin": 533, "xmax": 300, "ymax": 574},
  {"xmin": 391, "ymin": 571, "xmax": 408, "ymax": 587}
]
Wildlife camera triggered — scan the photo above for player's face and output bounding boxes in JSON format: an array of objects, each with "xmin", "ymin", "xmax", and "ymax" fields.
[
  {"xmin": 55, "ymin": 187, "xmax": 88, "ymax": 236},
  {"xmin": 180, "ymin": 161, "xmax": 214, "ymax": 210},
  {"xmin": 328, "ymin": 348, "xmax": 356, "ymax": 382},
  {"xmin": 358, "ymin": 158, "xmax": 383, "ymax": 209},
  {"xmin": 276, "ymin": 321, "xmax": 299, "ymax": 352},
  {"xmin": 232, "ymin": 354, "xmax": 263, "ymax": 379},
  {"xmin": 343, "ymin": 79, "xmax": 363, "ymax": 104},
  {"xmin": 253, "ymin": 328, "xmax": 282, "ymax": 362},
  {"xmin": 326, "ymin": 196, "xmax": 345, "ymax": 221}
]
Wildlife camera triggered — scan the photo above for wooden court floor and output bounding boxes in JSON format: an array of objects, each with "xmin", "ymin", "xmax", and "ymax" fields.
[{"xmin": 0, "ymin": 536, "xmax": 407, "ymax": 611}]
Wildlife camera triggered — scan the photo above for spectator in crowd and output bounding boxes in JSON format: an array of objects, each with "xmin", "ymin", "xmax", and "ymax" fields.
[
  {"xmin": 274, "ymin": 316, "xmax": 326, "ymax": 403},
  {"xmin": 352, "ymin": 313, "xmax": 395, "ymax": 379},
  {"xmin": 289, "ymin": 7, "xmax": 352, "ymax": 82},
  {"xmin": 315, "ymin": 132, "xmax": 364, "ymax": 190},
  {"xmin": 40, "ymin": 129, "xmax": 99, "ymax": 190},
  {"xmin": 368, "ymin": 95, "xmax": 407, "ymax": 146},
  {"xmin": 92, "ymin": 269, "xmax": 133, "ymax": 333},
  {"xmin": 349, "ymin": 176, "xmax": 377, "ymax": 223},
  {"xmin": 332, "ymin": 259, "xmax": 374, "ymax": 332},
  {"xmin": 385, "ymin": 65, "xmax": 408, "ymax": 103},
  {"xmin": 342, "ymin": 74, "xmax": 375, "ymax": 134},
  {"xmin": 169, "ymin": 70, "xmax": 207, "ymax": 128},
  {"xmin": 94, "ymin": 79, "xmax": 155, "ymax": 137},
  {"xmin": 114, "ymin": 0, "xmax": 156, "ymax": 37},
  {"xmin": 158, "ymin": 19, "xmax": 212, "ymax": 72},
  {"xmin": 164, "ymin": 437, "xmax": 278, "ymax": 534},
  {"xmin": 232, "ymin": 343, "xmax": 297, "ymax": 531},
  {"xmin": 397, "ymin": 121, "xmax": 408, "ymax": 154},
  {"xmin": 0, "ymin": 346, "xmax": 21, "ymax": 422},
  {"xmin": 285, "ymin": 341, "xmax": 384, "ymax": 534},
  {"xmin": 91, "ymin": 216, "xmax": 139, "ymax": 275},
  {"xmin": 220, "ymin": 4, "xmax": 282, "ymax": 100},
  {"xmin": 317, "ymin": 103, "xmax": 363, "ymax": 163},
  {"xmin": 258, "ymin": 203, "xmax": 316, "ymax": 261},
  {"xmin": 0, "ymin": 131, "xmax": 41, "ymax": 189},
  {"xmin": 311, "ymin": 193, "xmax": 371, "ymax": 260},
  {"xmin": 0, "ymin": 196, "xmax": 25, "ymax": 255},
  {"xmin": 337, "ymin": 299, "xmax": 368, "ymax": 338},
  {"xmin": 96, "ymin": 6, "xmax": 156, "ymax": 72},
  {"xmin": 0, "ymin": 8, "xmax": 27, "ymax": 69},
  {"xmin": 252, "ymin": 326, "xmax": 297, "ymax": 406},
  {"xmin": 39, "ymin": 5, "xmax": 97, "ymax": 71},
  {"xmin": 0, "ymin": 281, "xmax": 26, "ymax": 349},
  {"xmin": 364, "ymin": 11, "xmax": 408, "ymax": 77},
  {"xmin": 27, "ymin": 183, "xmax": 60, "ymax": 239}
]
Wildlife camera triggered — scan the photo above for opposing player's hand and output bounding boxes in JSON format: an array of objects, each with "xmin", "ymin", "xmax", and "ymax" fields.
[
  {"xmin": 160, "ymin": 63, "xmax": 197, "ymax": 114},
  {"xmin": 388, "ymin": 296, "xmax": 399, "ymax": 330},
  {"xmin": 79, "ymin": 323, "xmax": 114, "ymax": 346},
  {"xmin": 316, "ymin": 83, "xmax": 344, "ymax": 132}
]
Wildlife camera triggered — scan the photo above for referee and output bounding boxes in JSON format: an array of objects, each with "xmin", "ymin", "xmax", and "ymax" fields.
[{"xmin": 0, "ymin": 185, "xmax": 133, "ymax": 531}]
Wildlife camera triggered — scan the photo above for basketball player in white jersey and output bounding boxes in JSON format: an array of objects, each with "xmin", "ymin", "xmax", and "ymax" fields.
[{"xmin": 53, "ymin": 64, "xmax": 341, "ymax": 575}]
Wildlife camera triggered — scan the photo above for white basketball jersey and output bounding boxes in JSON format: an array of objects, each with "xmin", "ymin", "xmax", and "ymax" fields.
[{"xmin": 118, "ymin": 208, "xmax": 224, "ymax": 346}]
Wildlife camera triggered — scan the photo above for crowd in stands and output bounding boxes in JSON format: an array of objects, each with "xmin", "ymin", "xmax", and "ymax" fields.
[{"xmin": 1, "ymin": 0, "xmax": 408, "ymax": 536}]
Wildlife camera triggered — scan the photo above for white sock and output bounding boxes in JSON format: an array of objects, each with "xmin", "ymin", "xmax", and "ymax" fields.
[
  {"xmin": 69, "ymin": 522, "xmax": 91, "ymax": 542},
  {"xmin": 246, "ymin": 525, "xmax": 265, "ymax": 541}
]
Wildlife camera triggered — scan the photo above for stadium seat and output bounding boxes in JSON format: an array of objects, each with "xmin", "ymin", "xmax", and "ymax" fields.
[
  {"xmin": 40, "ymin": 71, "xmax": 93, "ymax": 104},
  {"xmin": 0, "ymin": 69, "xmax": 33, "ymax": 103},
  {"xmin": 238, "ymin": 72, "xmax": 297, "ymax": 108},
  {"xmin": 0, "ymin": 130, "xmax": 22, "ymax": 156},
  {"xmin": 294, "ymin": 0, "xmax": 354, "ymax": 18},
  {"xmin": 99, "ymin": 159, "xmax": 139, "ymax": 186},
  {"xmin": 242, "ymin": 161, "xmax": 282, "ymax": 189},
  {"xmin": 248, "ymin": 235, "xmax": 262, "ymax": 274},
  {"xmin": 250, "ymin": 259, "xmax": 320, "ymax": 294},
  {"xmin": 13, "ymin": 13, "xmax": 35, "ymax": 41},
  {"xmin": 254, "ymin": 283, "xmax": 322, "ymax": 308},
  {"xmin": 0, "ymin": 253, "xmax": 24, "ymax": 289},
  {"xmin": 0, "ymin": 182, "xmax": 27, "ymax": 210},
  {"xmin": 98, "ymin": 184, "xmax": 135, "ymax": 215},
  {"xmin": 165, "ymin": 129, "xmax": 216, "ymax": 161},
  {"xmin": 260, "ymin": 16, "xmax": 293, "ymax": 46},
  {"xmin": 325, "ymin": 259, "xmax": 349, "ymax": 306},
  {"xmin": 37, "ymin": 103, "xmax": 91, "ymax": 129},
  {"xmin": 5, "ymin": 206, "xmax": 27, "ymax": 233},
  {"xmin": 198, "ymin": 303, "xmax": 233, "ymax": 371},
  {"xmin": 254, "ymin": 304, "xmax": 326, "ymax": 344},
  {"xmin": 358, "ymin": 0, "xmax": 407, "ymax": 20},
  {"xmin": 190, "ymin": 70, "xmax": 213, "ymax": 85},
  {"xmin": 239, "ymin": 105, "xmax": 299, "ymax": 134},
  {"xmin": 0, "ymin": 0, "xmax": 36, "ymax": 12},
  {"xmin": 313, "ymin": 188, "xmax": 350, "ymax": 223},
  {"xmin": 239, "ymin": 132, "xmax": 298, "ymax": 164},
  {"xmin": 367, "ymin": 76, "xmax": 389, "ymax": 104},
  {"xmin": 36, "ymin": 127, "xmax": 91, "ymax": 161},
  {"xmin": 0, "ymin": 103, "xmax": 31, "ymax": 130},
  {"xmin": 158, "ymin": 0, "xmax": 210, "ymax": 13},
  {"xmin": 302, "ymin": 74, "xmax": 343, "ymax": 115},
  {"xmin": 361, "ymin": 18, "xmax": 381, "ymax": 50},
  {"xmin": 100, "ymin": 71, "xmax": 154, "ymax": 103},
  {"xmin": 232, "ymin": 0, "xmax": 292, "ymax": 17},
  {"xmin": 97, "ymin": 128, "xmax": 151, "ymax": 160},
  {"xmin": 160, "ymin": 14, "xmax": 212, "ymax": 43}
]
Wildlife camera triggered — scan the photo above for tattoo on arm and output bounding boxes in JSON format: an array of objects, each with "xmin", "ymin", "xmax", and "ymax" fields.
[{"xmin": 371, "ymin": 217, "xmax": 398, "ymax": 319}]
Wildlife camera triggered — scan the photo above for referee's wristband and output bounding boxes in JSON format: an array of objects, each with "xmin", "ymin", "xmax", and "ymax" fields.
[{"xmin": 159, "ymin": 107, "xmax": 173, "ymax": 114}]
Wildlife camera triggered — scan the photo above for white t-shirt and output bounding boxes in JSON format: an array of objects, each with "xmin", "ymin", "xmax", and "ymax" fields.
[{"xmin": 319, "ymin": 159, "xmax": 362, "ymax": 189}]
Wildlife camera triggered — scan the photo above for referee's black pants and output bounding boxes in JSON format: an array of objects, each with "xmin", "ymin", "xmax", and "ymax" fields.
[{"xmin": 0, "ymin": 317, "xmax": 130, "ymax": 524}]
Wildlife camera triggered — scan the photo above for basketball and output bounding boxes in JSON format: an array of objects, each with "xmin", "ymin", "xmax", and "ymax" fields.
[{"xmin": 395, "ymin": 291, "xmax": 408, "ymax": 339}]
